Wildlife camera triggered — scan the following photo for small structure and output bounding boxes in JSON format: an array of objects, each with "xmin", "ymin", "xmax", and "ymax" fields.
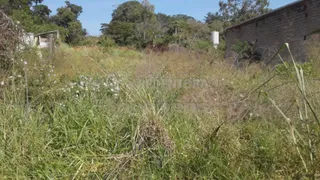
[
  {"xmin": 0, "ymin": 10, "xmax": 60, "ymax": 64},
  {"xmin": 34, "ymin": 30, "xmax": 60, "ymax": 53},
  {"xmin": 225, "ymin": 0, "xmax": 320, "ymax": 63},
  {"xmin": 19, "ymin": 30, "xmax": 60, "ymax": 59}
]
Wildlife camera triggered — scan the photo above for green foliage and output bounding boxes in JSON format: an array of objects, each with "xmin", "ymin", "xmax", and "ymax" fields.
[
  {"xmin": 105, "ymin": 21, "xmax": 137, "ymax": 46},
  {"xmin": 2, "ymin": 43, "xmax": 320, "ymax": 178},
  {"xmin": 205, "ymin": 12, "xmax": 222, "ymax": 24},
  {"xmin": 77, "ymin": 36, "xmax": 99, "ymax": 46},
  {"xmin": 32, "ymin": 4, "xmax": 51, "ymax": 20},
  {"xmin": 0, "ymin": 0, "xmax": 43, "ymax": 14},
  {"xmin": 217, "ymin": 38, "xmax": 227, "ymax": 51},
  {"xmin": 232, "ymin": 40, "xmax": 261, "ymax": 62},
  {"xmin": 100, "ymin": 1, "xmax": 215, "ymax": 50},
  {"xmin": 203, "ymin": 0, "xmax": 271, "ymax": 36},
  {"xmin": 65, "ymin": 0, "xmax": 82, "ymax": 18},
  {"xmin": 50, "ymin": 1, "xmax": 86, "ymax": 45},
  {"xmin": 111, "ymin": 1, "xmax": 145, "ymax": 23},
  {"xmin": 218, "ymin": 0, "xmax": 271, "ymax": 23},
  {"xmin": 65, "ymin": 20, "xmax": 86, "ymax": 45},
  {"xmin": 275, "ymin": 62, "xmax": 314, "ymax": 78},
  {"xmin": 159, "ymin": 15, "xmax": 212, "ymax": 49},
  {"xmin": 153, "ymin": 35, "xmax": 174, "ymax": 47},
  {"xmin": 172, "ymin": 14, "xmax": 196, "ymax": 21},
  {"xmin": 11, "ymin": 9, "xmax": 67, "ymax": 40},
  {"xmin": 193, "ymin": 40, "xmax": 213, "ymax": 51},
  {"xmin": 208, "ymin": 20, "xmax": 225, "ymax": 33},
  {"xmin": 11, "ymin": 9, "xmax": 35, "ymax": 32},
  {"xmin": 155, "ymin": 13, "xmax": 171, "ymax": 29},
  {"xmin": 232, "ymin": 40, "xmax": 251, "ymax": 54},
  {"xmin": 97, "ymin": 35, "xmax": 116, "ymax": 48},
  {"xmin": 6, "ymin": 0, "xmax": 85, "ymax": 45},
  {"xmin": 102, "ymin": 1, "xmax": 157, "ymax": 48},
  {"xmin": 100, "ymin": 23, "xmax": 109, "ymax": 35}
]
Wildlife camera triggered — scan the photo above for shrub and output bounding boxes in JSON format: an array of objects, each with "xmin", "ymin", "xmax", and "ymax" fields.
[
  {"xmin": 232, "ymin": 40, "xmax": 261, "ymax": 63},
  {"xmin": 97, "ymin": 35, "xmax": 116, "ymax": 48},
  {"xmin": 77, "ymin": 36, "xmax": 99, "ymax": 46}
]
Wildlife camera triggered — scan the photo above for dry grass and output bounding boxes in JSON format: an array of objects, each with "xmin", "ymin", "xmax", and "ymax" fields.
[{"xmin": 1, "ymin": 44, "xmax": 320, "ymax": 179}]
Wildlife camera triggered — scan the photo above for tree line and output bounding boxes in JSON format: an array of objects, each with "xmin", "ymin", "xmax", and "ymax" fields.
[
  {"xmin": 101, "ymin": 0, "xmax": 270, "ymax": 49},
  {"xmin": 0, "ymin": 0, "xmax": 271, "ymax": 49}
]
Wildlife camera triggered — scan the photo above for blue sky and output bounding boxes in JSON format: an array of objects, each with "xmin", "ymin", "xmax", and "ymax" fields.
[{"xmin": 42, "ymin": 0, "xmax": 297, "ymax": 36}]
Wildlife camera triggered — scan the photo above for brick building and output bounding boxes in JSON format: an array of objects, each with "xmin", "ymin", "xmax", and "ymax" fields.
[{"xmin": 225, "ymin": 0, "xmax": 320, "ymax": 63}]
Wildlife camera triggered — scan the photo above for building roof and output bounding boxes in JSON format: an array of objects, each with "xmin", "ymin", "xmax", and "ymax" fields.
[
  {"xmin": 225, "ymin": 0, "xmax": 304, "ymax": 31},
  {"xmin": 34, "ymin": 30, "xmax": 60, "ymax": 37}
]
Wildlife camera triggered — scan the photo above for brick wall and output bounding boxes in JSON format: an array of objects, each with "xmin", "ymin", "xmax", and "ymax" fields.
[{"xmin": 225, "ymin": 0, "xmax": 320, "ymax": 63}]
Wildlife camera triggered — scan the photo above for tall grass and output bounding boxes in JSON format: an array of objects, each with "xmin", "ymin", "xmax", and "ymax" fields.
[{"xmin": 0, "ymin": 44, "xmax": 320, "ymax": 179}]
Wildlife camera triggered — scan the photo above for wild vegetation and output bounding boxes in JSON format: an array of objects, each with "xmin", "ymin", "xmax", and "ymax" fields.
[
  {"xmin": 1, "ymin": 0, "xmax": 271, "ymax": 48},
  {"xmin": 0, "ymin": 42, "xmax": 320, "ymax": 179},
  {"xmin": 100, "ymin": 0, "xmax": 271, "ymax": 50},
  {"xmin": 1, "ymin": 0, "xmax": 320, "ymax": 179}
]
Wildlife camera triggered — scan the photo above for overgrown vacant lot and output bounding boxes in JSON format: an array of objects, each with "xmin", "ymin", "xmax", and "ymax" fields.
[{"xmin": 1, "ymin": 45, "xmax": 320, "ymax": 179}]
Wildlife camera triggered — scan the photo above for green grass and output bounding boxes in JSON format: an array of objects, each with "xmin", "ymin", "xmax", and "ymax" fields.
[{"xmin": 0, "ymin": 44, "xmax": 320, "ymax": 179}]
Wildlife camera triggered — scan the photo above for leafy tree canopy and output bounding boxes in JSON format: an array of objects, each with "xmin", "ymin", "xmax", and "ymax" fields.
[
  {"xmin": 102, "ymin": 0, "xmax": 157, "ymax": 47},
  {"xmin": 218, "ymin": 0, "xmax": 271, "ymax": 22},
  {"xmin": 172, "ymin": 14, "xmax": 196, "ymax": 22},
  {"xmin": 0, "ymin": 0, "xmax": 43, "ymax": 14},
  {"xmin": 204, "ymin": 12, "xmax": 222, "ymax": 24},
  {"xmin": 51, "ymin": 1, "xmax": 86, "ymax": 44},
  {"xmin": 32, "ymin": 4, "xmax": 51, "ymax": 19},
  {"xmin": 111, "ymin": 1, "xmax": 145, "ymax": 23}
]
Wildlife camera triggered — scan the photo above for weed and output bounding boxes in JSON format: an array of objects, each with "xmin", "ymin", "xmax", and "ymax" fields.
[{"xmin": 1, "ymin": 43, "xmax": 320, "ymax": 179}]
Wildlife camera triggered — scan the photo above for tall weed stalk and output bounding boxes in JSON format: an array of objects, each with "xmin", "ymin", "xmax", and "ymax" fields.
[{"xmin": 264, "ymin": 43, "xmax": 319, "ymax": 178}]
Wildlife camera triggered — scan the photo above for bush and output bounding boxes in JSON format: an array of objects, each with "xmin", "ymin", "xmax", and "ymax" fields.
[
  {"xmin": 78, "ymin": 36, "xmax": 99, "ymax": 46},
  {"xmin": 232, "ymin": 40, "xmax": 261, "ymax": 63},
  {"xmin": 192, "ymin": 40, "xmax": 213, "ymax": 52},
  {"xmin": 97, "ymin": 35, "xmax": 116, "ymax": 48},
  {"xmin": 275, "ymin": 62, "xmax": 314, "ymax": 78}
]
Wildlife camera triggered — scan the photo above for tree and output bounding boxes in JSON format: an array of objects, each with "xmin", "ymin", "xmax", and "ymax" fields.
[
  {"xmin": 156, "ymin": 13, "xmax": 171, "ymax": 29},
  {"xmin": 51, "ymin": 1, "xmax": 86, "ymax": 44},
  {"xmin": 66, "ymin": 20, "xmax": 86, "ymax": 44},
  {"xmin": 11, "ymin": 9, "xmax": 36, "ymax": 32},
  {"xmin": 204, "ymin": 12, "xmax": 222, "ymax": 24},
  {"xmin": 172, "ymin": 14, "xmax": 196, "ymax": 21},
  {"xmin": 204, "ymin": 12, "xmax": 226, "ymax": 33},
  {"xmin": 159, "ymin": 14, "xmax": 212, "ymax": 48},
  {"xmin": 102, "ymin": 1, "xmax": 157, "ymax": 47},
  {"xmin": 33, "ymin": 4, "xmax": 51, "ymax": 17},
  {"xmin": 11, "ymin": 8, "xmax": 66, "ymax": 38},
  {"xmin": 141, "ymin": 0, "xmax": 156, "ymax": 41},
  {"xmin": 111, "ymin": 1, "xmax": 144, "ymax": 23},
  {"xmin": 218, "ymin": 0, "xmax": 271, "ymax": 23},
  {"xmin": 155, "ymin": 13, "xmax": 172, "ymax": 39},
  {"xmin": 65, "ymin": 1, "xmax": 82, "ymax": 18},
  {"xmin": 100, "ymin": 23, "xmax": 109, "ymax": 35},
  {"xmin": 0, "ymin": 0, "xmax": 43, "ymax": 14},
  {"xmin": 106, "ymin": 21, "xmax": 136, "ymax": 46},
  {"xmin": 33, "ymin": 0, "xmax": 43, "ymax": 5}
]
